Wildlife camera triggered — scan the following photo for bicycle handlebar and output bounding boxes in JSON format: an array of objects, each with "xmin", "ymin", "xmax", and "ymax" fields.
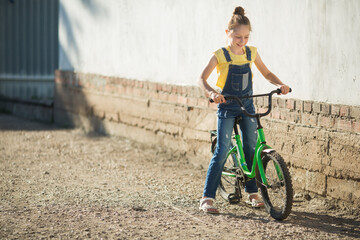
[{"xmin": 209, "ymin": 88, "xmax": 292, "ymax": 118}]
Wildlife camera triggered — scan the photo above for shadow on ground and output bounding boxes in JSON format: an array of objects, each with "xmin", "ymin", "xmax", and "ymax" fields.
[
  {"xmin": 287, "ymin": 211, "xmax": 360, "ymax": 239},
  {"xmin": 0, "ymin": 113, "xmax": 61, "ymax": 131}
]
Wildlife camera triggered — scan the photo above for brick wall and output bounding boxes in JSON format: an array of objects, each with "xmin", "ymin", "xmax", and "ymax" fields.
[{"xmin": 54, "ymin": 70, "xmax": 360, "ymax": 205}]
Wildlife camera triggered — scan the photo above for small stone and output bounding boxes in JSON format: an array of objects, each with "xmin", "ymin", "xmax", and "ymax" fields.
[{"xmin": 304, "ymin": 194, "xmax": 312, "ymax": 201}]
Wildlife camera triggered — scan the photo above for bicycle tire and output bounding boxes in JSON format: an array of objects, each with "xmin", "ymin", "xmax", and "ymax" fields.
[
  {"xmin": 256, "ymin": 152, "xmax": 293, "ymax": 220},
  {"xmin": 211, "ymin": 138, "xmax": 242, "ymax": 203}
]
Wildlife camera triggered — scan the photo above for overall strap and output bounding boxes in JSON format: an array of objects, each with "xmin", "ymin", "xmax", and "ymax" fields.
[
  {"xmin": 245, "ymin": 46, "xmax": 251, "ymax": 61},
  {"xmin": 222, "ymin": 48, "xmax": 232, "ymax": 62}
]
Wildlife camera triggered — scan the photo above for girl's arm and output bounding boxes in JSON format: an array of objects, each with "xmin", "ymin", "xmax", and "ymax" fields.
[
  {"xmin": 254, "ymin": 53, "xmax": 290, "ymax": 94},
  {"xmin": 198, "ymin": 55, "xmax": 226, "ymax": 103}
]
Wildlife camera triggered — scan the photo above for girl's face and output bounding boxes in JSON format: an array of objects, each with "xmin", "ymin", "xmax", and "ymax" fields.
[{"xmin": 226, "ymin": 24, "xmax": 250, "ymax": 50}]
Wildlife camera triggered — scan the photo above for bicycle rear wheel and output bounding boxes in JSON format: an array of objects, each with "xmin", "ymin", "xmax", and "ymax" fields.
[
  {"xmin": 211, "ymin": 138, "xmax": 242, "ymax": 203},
  {"xmin": 257, "ymin": 152, "xmax": 293, "ymax": 220}
]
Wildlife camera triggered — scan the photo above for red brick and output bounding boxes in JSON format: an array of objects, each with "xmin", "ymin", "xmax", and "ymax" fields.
[
  {"xmin": 340, "ymin": 106, "xmax": 350, "ymax": 117},
  {"xmin": 125, "ymin": 87, "xmax": 134, "ymax": 96},
  {"xmin": 148, "ymin": 82, "xmax": 157, "ymax": 91},
  {"xmin": 321, "ymin": 103, "xmax": 331, "ymax": 115},
  {"xmin": 184, "ymin": 86, "xmax": 192, "ymax": 96},
  {"xmin": 271, "ymin": 98, "xmax": 278, "ymax": 108},
  {"xmin": 304, "ymin": 101, "xmax": 312, "ymax": 113},
  {"xmin": 286, "ymin": 99, "xmax": 295, "ymax": 110},
  {"xmin": 104, "ymin": 85, "xmax": 113, "ymax": 93},
  {"xmin": 256, "ymin": 96, "xmax": 264, "ymax": 107},
  {"xmin": 302, "ymin": 113, "xmax": 318, "ymax": 126},
  {"xmin": 177, "ymin": 96, "xmax": 188, "ymax": 105},
  {"xmin": 278, "ymin": 99, "xmax": 286, "ymax": 108},
  {"xmin": 187, "ymin": 97, "xmax": 198, "ymax": 106},
  {"xmin": 263, "ymin": 97, "xmax": 269, "ymax": 107},
  {"xmin": 118, "ymin": 85, "xmax": 126, "ymax": 94},
  {"xmin": 318, "ymin": 115, "xmax": 335, "ymax": 128},
  {"xmin": 186, "ymin": 86, "xmax": 194, "ymax": 97},
  {"xmin": 352, "ymin": 121, "xmax": 360, "ymax": 133},
  {"xmin": 197, "ymin": 98, "xmax": 209, "ymax": 108},
  {"xmin": 133, "ymin": 88, "xmax": 146, "ymax": 97},
  {"xmin": 128, "ymin": 79, "xmax": 136, "ymax": 87},
  {"xmin": 157, "ymin": 92, "xmax": 168, "ymax": 101},
  {"xmin": 350, "ymin": 106, "xmax": 360, "ymax": 119},
  {"xmin": 136, "ymin": 81, "xmax": 144, "ymax": 88},
  {"xmin": 168, "ymin": 93, "xmax": 178, "ymax": 103},
  {"xmin": 253, "ymin": 97, "xmax": 258, "ymax": 106},
  {"xmin": 295, "ymin": 100, "xmax": 302, "ymax": 111},
  {"xmin": 149, "ymin": 91, "xmax": 159, "ymax": 100},
  {"xmin": 142, "ymin": 81, "xmax": 149, "ymax": 90},
  {"xmin": 313, "ymin": 102, "xmax": 321, "ymax": 113},
  {"xmin": 258, "ymin": 107, "xmax": 268, "ymax": 115},
  {"xmin": 271, "ymin": 109, "xmax": 281, "ymax": 120},
  {"xmin": 121, "ymin": 79, "xmax": 128, "ymax": 87},
  {"xmin": 156, "ymin": 83, "xmax": 163, "ymax": 92},
  {"xmin": 193, "ymin": 87, "xmax": 204, "ymax": 98},
  {"xmin": 163, "ymin": 84, "xmax": 173, "ymax": 93},
  {"xmin": 170, "ymin": 86, "xmax": 177, "ymax": 95},
  {"xmin": 283, "ymin": 111, "xmax": 301, "ymax": 123},
  {"xmin": 336, "ymin": 119, "xmax": 352, "ymax": 132},
  {"xmin": 173, "ymin": 86, "xmax": 181, "ymax": 95}
]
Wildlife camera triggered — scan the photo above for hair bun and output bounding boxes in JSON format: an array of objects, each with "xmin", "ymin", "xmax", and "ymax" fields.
[{"xmin": 233, "ymin": 6, "xmax": 245, "ymax": 16}]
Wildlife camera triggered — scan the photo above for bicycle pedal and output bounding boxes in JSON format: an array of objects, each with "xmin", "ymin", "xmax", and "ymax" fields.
[{"xmin": 228, "ymin": 193, "xmax": 241, "ymax": 204}]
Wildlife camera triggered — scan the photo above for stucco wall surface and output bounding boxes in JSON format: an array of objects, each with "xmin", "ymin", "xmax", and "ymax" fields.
[{"xmin": 59, "ymin": 0, "xmax": 360, "ymax": 105}]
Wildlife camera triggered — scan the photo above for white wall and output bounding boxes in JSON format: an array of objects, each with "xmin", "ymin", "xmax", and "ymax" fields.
[{"xmin": 59, "ymin": 0, "xmax": 360, "ymax": 105}]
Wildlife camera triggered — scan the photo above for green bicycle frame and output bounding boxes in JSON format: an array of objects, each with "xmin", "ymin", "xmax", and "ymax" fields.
[
  {"xmin": 219, "ymin": 90, "xmax": 289, "ymax": 188},
  {"xmin": 223, "ymin": 127, "xmax": 278, "ymax": 187}
]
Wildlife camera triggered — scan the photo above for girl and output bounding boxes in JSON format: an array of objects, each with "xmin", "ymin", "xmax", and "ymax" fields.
[{"xmin": 198, "ymin": 6, "xmax": 290, "ymax": 214}]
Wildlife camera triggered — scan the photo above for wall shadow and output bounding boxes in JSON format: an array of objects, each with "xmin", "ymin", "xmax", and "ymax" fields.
[
  {"xmin": 55, "ymin": 0, "xmax": 109, "ymax": 135},
  {"xmin": 0, "ymin": 112, "xmax": 63, "ymax": 131}
]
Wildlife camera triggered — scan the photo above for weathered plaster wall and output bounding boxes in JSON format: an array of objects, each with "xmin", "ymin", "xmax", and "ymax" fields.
[{"xmin": 59, "ymin": 0, "xmax": 360, "ymax": 105}]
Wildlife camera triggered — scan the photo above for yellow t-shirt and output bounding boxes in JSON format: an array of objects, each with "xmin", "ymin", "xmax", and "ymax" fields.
[{"xmin": 213, "ymin": 46, "xmax": 257, "ymax": 89}]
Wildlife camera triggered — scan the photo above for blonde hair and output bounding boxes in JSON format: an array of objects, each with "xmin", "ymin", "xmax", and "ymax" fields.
[{"xmin": 228, "ymin": 6, "xmax": 252, "ymax": 31}]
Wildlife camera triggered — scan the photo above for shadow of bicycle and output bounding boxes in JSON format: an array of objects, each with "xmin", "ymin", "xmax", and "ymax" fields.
[
  {"xmin": 219, "ymin": 205, "xmax": 360, "ymax": 239},
  {"xmin": 285, "ymin": 210, "xmax": 360, "ymax": 239}
]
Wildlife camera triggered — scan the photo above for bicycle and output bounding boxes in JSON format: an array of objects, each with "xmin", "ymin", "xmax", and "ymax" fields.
[{"xmin": 210, "ymin": 89, "xmax": 293, "ymax": 220}]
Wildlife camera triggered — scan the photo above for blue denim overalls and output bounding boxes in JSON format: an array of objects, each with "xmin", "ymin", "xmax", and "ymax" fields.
[
  {"xmin": 218, "ymin": 46, "xmax": 254, "ymax": 117},
  {"xmin": 203, "ymin": 46, "xmax": 258, "ymax": 198}
]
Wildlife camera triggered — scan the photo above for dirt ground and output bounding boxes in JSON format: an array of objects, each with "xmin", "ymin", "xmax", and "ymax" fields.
[{"xmin": 1, "ymin": 113, "xmax": 360, "ymax": 240}]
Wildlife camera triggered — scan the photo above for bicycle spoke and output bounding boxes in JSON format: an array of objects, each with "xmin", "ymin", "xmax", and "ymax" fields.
[{"xmin": 222, "ymin": 176, "xmax": 236, "ymax": 186}]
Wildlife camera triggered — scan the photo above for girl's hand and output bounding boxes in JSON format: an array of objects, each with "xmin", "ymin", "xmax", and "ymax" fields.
[
  {"xmin": 279, "ymin": 85, "xmax": 290, "ymax": 95},
  {"xmin": 210, "ymin": 92, "xmax": 226, "ymax": 104}
]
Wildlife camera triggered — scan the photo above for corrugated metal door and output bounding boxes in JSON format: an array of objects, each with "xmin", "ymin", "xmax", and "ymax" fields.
[{"xmin": 0, "ymin": 0, "xmax": 59, "ymax": 102}]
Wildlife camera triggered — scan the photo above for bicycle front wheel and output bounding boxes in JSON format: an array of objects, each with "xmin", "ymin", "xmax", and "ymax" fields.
[{"xmin": 257, "ymin": 152, "xmax": 293, "ymax": 220}]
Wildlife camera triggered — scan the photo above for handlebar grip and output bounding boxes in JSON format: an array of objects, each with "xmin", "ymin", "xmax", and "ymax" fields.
[{"xmin": 277, "ymin": 88, "xmax": 292, "ymax": 94}]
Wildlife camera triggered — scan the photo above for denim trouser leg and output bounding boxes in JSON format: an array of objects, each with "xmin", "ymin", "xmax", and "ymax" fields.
[
  {"xmin": 239, "ymin": 115, "xmax": 258, "ymax": 193},
  {"xmin": 203, "ymin": 117, "xmax": 235, "ymax": 199}
]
